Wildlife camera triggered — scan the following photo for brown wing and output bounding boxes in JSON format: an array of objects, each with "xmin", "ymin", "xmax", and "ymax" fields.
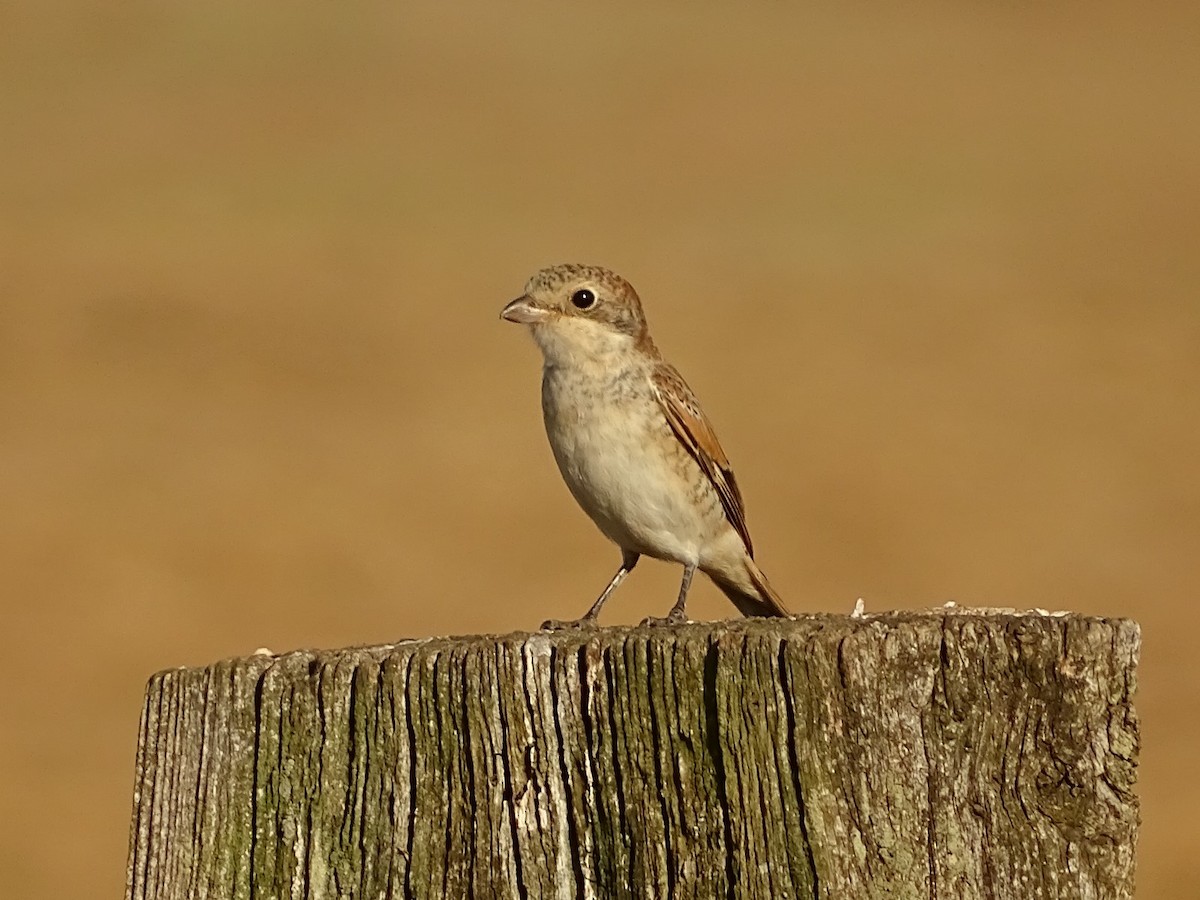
[{"xmin": 651, "ymin": 364, "xmax": 754, "ymax": 556}]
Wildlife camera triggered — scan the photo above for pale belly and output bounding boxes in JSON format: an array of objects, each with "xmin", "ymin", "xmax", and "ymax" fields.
[{"xmin": 541, "ymin": 369, "xmax": 722, "ymax": 563}]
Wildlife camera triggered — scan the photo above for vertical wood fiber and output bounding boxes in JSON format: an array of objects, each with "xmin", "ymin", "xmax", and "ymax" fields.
[{"xmin": 126, "ymin": 612, "xmax": 1139, "ymax": 899}]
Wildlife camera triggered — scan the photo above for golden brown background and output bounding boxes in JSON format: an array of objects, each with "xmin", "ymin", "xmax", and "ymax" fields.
[{"xmin": 3, "ymin": 1, "xmax": 1197, "ymax": 896}]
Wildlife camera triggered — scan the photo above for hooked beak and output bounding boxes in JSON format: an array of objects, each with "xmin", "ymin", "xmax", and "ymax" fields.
[{"xmin": 500, "ymin": 295, "xmax": 550, "ymax": 325}]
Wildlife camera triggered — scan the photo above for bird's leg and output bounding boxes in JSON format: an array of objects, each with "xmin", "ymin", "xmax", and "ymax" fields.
[
  {"xmin": 641, "ymin": 564, "xmax": 695, "ymax": 627},
  {"xmin": 541, "ymin": 551, "xmax": 639, "ymax": 631}
]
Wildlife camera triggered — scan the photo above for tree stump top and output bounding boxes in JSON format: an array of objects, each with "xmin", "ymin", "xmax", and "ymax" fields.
[{"xmin": 128, "ymin": 610, "xmax": 1140, "ymax": 899}]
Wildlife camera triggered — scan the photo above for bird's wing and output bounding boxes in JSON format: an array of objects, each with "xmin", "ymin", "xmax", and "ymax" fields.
[{"xmin": 651, "ymin": 364, "xmax": 754, "ymax": 556}]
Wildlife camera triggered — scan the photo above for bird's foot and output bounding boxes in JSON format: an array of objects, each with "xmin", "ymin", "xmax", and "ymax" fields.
[
  {"xmin": 639, "ymin": 609, "xmax": 689, "ymax": 628},
  {"xmin": 540, "ymin": 617, "xmax": 600, "ymax": 632}
]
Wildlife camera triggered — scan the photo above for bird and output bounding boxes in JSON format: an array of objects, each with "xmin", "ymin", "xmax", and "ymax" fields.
[{"xmin": 500, "ymin": 263, "xmax": 790, "ymax": 628}]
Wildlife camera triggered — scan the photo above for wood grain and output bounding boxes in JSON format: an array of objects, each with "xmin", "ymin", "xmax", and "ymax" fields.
[{"xmin": 126, "ymin": 612, "xmax": 1139, "ymax": 899}]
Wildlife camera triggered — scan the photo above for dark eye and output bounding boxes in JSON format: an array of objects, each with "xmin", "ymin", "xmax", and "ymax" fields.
[{"xmin": 570, "ymin": 289, "xmax": 596, "ymax": 309}]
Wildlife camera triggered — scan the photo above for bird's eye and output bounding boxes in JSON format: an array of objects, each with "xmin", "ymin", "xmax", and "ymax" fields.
[{"xmin": 570, "ymin": 289, "xmax": 596, "ymax": 310}]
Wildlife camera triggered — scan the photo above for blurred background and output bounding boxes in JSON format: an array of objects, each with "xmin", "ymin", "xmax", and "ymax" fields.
[{"xmin": 2, "ymin": 1, "xmax": 1196, "ymax": 896}]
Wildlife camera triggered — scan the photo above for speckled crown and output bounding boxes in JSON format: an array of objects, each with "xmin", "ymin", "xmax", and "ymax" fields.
[
  {"xmin": 524, "ymin": 264, "xmax": 638, "ymax": 302},
  {"xmin": 523, "ymin": 264, "xmax": 650, "ymax": 341}
]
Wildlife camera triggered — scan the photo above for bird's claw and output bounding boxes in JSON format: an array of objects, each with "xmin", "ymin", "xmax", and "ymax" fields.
[
  {"xmin": 540, "ymin": 617, "xmax": 600, "ymax": 632},
  {"xmin": 640, "ymin": 610, "xmax": 689, "ymax": 628}
]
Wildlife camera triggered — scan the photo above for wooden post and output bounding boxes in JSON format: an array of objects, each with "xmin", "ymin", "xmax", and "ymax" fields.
[{"xmin": 125, "ymin": 612, "xmax": 1139, "ymax": 899}]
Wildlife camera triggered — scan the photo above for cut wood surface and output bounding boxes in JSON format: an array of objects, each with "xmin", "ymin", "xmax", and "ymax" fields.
[{"xmin": 126, "ymin": 611, "xmax": 1139, "ymax": 899}]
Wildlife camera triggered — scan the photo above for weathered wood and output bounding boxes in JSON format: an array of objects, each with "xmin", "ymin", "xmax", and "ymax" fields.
[{"xmin": 125, "ymin": 611, "xmax": 1139, "ymax": 899}]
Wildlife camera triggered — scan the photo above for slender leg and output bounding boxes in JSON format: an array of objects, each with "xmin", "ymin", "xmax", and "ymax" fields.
[
  {"xmin": 642, "ymin": 563, "xmax": 695, "ymax": 627},
  {"xmin": 541, "ymin": 551, "xmax": 640, "ymax": 630}
]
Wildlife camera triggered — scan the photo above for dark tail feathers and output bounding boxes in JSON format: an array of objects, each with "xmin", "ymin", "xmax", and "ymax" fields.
[{"xmin": 708, "ymin": 558, "xmax": 791, "ymax": 618}]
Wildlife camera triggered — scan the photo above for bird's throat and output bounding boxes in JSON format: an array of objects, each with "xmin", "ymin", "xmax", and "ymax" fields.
[{"xmin": 531, "ymin": 318, "xmax": 638, "ymax": 372}]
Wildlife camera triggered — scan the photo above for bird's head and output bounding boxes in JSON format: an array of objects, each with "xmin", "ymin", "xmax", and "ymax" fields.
[{"xmin": 501, "ymin": 264, "xmax": 653, "ymax": 364}]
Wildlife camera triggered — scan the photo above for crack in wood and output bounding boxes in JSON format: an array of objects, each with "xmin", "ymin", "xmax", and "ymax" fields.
[{"xmin": 125, "ymin": 613, "xmax": 1140, "ymax": 900}]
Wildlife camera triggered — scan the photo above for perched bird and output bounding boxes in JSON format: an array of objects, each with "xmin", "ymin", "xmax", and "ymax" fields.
[{"xmin": 501, "ymin": 264, "xmax": 790, "ymax": 628}]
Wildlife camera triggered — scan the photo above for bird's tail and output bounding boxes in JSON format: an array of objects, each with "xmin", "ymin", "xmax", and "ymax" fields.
[{"xmin": 708, "ymin": 557, "xmax": 791, "ymax": 618}]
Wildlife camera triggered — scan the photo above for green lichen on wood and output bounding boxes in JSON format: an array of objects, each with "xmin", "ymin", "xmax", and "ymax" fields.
[{"xmin": 127, "ymin": 612, "xmax": 1139, "ymax": 900}]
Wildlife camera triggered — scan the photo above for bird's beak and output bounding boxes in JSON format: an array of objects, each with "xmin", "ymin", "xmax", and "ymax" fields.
[{"xmin": 500, "ymin": 295, "xmax": 550, "ymax": 325}]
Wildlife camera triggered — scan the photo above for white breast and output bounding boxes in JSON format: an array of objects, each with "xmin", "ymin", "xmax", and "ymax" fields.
[{"xmin": 540, "ymin": 362, "xmax": 711, "ymax": 565}]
